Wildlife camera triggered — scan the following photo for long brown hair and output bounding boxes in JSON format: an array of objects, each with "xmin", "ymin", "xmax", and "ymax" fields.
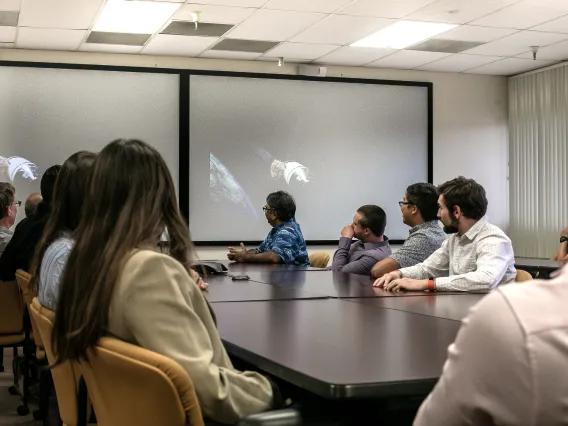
[
  {"xmin": 52, "ymin": 139, "xmax": 194, "ymax": 363},
  {"xmin": 30, "ymin": 151, "xmax": 97, "ymax": 293}
]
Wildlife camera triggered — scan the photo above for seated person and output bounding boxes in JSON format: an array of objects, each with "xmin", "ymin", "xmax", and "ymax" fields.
[
  {"xmin": 331, "ymin": 205, "xmax": 391, "ymax": 275},
  {"xmin": 414, "ymin": 266, "xmax": 568, "ymax": 425},
  {"xmin": 227, "ymin": 190, "xmax": 309, "ymax": 266},
  {"xmin": 52, "ymin": 139, "xmax": 279, "ymax": 424},
  {"xmin": 0, "ymin": 182, "xmax": 18, "ymax": 255},
  {"xmin": 552, "ymin": 225, "xmax": 568, "ymax": 261},
  {"xmin": 31, "ymin": 151, "xmax": 97, "ymax": 310},
  {"xmin": 371, "ymin": 183, "xmax": 445, "ymax": 279},
  {"xmin": 0, "ymin": 165, "xmax": 61, "ymax": 280},
  {"xmin": 374, "ymin": 177, "xmax": 516, "ymax": 292},
  {"xmin": 24, "ymin": 193, "xmax": 42, "ymax": 217}
]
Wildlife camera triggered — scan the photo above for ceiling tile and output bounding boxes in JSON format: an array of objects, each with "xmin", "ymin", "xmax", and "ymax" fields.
[
  {"xmin": 265, "ymin": 0, "xmax": 352, "ymax": 13},
  {"xmin": 141, "ymin": 34, "xmax": 218, "ymax": 56},
  {"xmin": 79, "ymin": 43, "xmax": 142, "ymax": 53},
  {"xmin": 466, "ymin": 57, "xmax": 557, "ymax": 75},
  {"xmin": 175, "ymin": 3, "xmax": 255, "ymax": 25},
  {"xmin": 264, "ymin": 42, "xmax": 338, "ymax": 59},
  {"xmin": 417, "ymin": 53, "xmax": 502, "ymax": 71},
  {"xmin": 531, "ymin": 15, "xmax": 568, "ymax": 33},
  {"xmin": 86, "ymin": 32, "xmax": 150, "ymax": 46},
  {"xmin": 471, "ymin": 1, "xmax": 568, "ymax": 29},
  {"xmin": 199, "ymin": 50, "xmax": 262, "ymax": 59},
  {"xmin": 517, "ymin": 39, "xmax": 568, "ymax": 60},
  {"xmin": 434, "ymin": 25, "xmax": 518, "ymax": 42},
  {"xmin": 463, "ymin": 30, "xmax": 568, "ymax": 56},
  {"xmin": 0, "ymin": 0, "xmax": 21, "ymax": 11},
  {"xmin": 226, "ymin": 9, "xmax": 325, "ymax": 41},
  {"xmin": 178, "ymin": 0, "xmax": 266, "ymax": 6},
  {"xmin": 16, "ymin": 27, "xmax": 86, "ymax": 50},
  {"xmin": 0, "ymin": 25, "xmax": 16, "ymax": 42},
  {"xmin": 0, "ymin": 42, "xmax": 13, "ymax": 47},
  {"xmin": 0, "ymin": 10, "xmax": 18, "ymax": 26},
  {"xmin": 407, "ymin": 0, "xmax": 519, "ymax": 24},
  {"xmin": 314, "ymin": 46, "xmax": 396, "ymax": 65},
  {"xmin": 211, "ymin": 38, "xmax": 278, "ymax": 52},
  {"xmin": 338, "ymin": 0, "xmax": 438, "ymax": 19},
  {"xmin": 161, "ymin": 21, "xmax": 233, "ymax": 37},
  {"xmin": 257, "ymin": 55, "xmax": 310, "ymax": 63},
  {"xmin": 292, "ymin": 14, "xmax": 394, "ymax": 45},
  {"xmin": 368, "ymin": 50, "xmax": 451, "ymax": 68},
  {"xmin": 19, "ymin": 0, "xmax": 104, "ymax": 30}
]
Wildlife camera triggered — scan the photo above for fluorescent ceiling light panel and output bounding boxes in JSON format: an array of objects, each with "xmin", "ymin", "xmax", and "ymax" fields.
[
  {"xmin": 93, "ymin": 0, "xmax": 181, "ymax": 34},
  {"xmin": 351, "ymin": 20, "xmax": 457, "ymax": 49}
]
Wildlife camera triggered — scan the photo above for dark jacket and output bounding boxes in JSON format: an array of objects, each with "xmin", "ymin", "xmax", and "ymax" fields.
[{"xmin": 0, "ymin": 201, "xmax": 52, "ymax": 281}]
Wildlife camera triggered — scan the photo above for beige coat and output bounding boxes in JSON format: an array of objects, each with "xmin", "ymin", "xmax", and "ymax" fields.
[{"xmin": 108, "ymin": 250, "xmax": 273, "ymax": 424}]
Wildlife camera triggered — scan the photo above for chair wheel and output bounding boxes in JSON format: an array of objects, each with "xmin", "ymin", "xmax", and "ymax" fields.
[
  {"xmin": 8, "ymin": 386, "xmax": 20, "ymax": 395},
  {"xmin": 17, "ymin": 405, "xmax": 29, "ymax": 416},
  {"xmin": 33, "ymin": 409, "xmax": 43, "ymax": 420}
]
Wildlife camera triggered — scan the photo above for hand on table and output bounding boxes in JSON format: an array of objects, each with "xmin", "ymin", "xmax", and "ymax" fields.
[
  {"xmin": 341, "ymin": 224, "xmax": 354, "ymax": 239},
  {"xmin": 373, "ymin": 270, "xmax": 402, "ymax": 288},
  {"xmin": 227, "ymin": 242, "xmax": 248, "ymax": 263},
  {"xmin": 381, "ymin": 277, "xmax": 429, "ymax": 292},
  {"xmin": 189, "ymin": 269, "xmax": 209, "ymax": 291}
]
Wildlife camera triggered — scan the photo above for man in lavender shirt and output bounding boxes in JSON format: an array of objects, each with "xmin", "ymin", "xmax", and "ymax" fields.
[{"xmin": 331, "ymin": 205, "xmax": 391, "ymax": 275}]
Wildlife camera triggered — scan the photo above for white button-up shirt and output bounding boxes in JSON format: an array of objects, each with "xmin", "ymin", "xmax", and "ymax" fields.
[{"xmin": 400, "ymin": 216, "xmax": 516, "ymax": 292}]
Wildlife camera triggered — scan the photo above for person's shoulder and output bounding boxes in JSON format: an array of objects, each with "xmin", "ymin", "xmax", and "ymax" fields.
[
  {"xmin": 45, "ymin": 236, "xmax": 74, "ymax": 260},
  {"xmin": 124, "ymin": 249, "xmax": 181, "ymax": 269},
  {"xmin": 480, "ymin": 221, "xmax": 510, "ymax": 240}
]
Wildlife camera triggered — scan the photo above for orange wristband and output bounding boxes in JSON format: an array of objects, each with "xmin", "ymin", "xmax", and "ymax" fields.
[{"xmin": 427, "ymin": 279, "xmax": 435, "ymax": 291}]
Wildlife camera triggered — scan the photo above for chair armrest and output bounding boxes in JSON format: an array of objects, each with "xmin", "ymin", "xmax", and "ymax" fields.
[{"xmin": 238, "ymin": 409, "xmax": 301, "ymax": 426}]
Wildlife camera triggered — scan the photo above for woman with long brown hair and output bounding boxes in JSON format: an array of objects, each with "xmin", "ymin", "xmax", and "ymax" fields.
[
  {"xmin": 31, "ymin": 150, "xmax": 97, "ymax": 309},
  {"xmin": 52, "ymin": 139, "xmax": 276, "ymax": 424}
]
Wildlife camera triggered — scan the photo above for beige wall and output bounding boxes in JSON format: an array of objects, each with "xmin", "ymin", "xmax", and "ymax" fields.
[{"xmin": 0, "ymin": 49, "xmax": 509, "ymax": 260}]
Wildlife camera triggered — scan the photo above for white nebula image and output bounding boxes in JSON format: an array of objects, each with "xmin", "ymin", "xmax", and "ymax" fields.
[
  {"xmin": 270, "ymin": 160, "xmax": 311, "ymax": 185},
  {"xmin": 0, "ymin": 156, "xmax": 39, "ymax": 183}
]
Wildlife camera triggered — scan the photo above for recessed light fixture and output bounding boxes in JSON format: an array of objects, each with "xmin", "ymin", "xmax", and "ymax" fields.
[
  {"xmin": 351, "ymin": 20, "xmax": 457, "ymax": 49},
  {"xmin": 93, "ymin": 0, "xmax": 181, "ymax": 34}
]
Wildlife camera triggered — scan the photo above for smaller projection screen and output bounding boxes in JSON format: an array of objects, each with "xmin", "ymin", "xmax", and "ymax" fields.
[
  {"xmin": 0, "ymin": 65, "xmax": 179, "ymax": 224},
  {"xmin": 189, "ymin": 74, "xmax": 431, "ymax": 242}
]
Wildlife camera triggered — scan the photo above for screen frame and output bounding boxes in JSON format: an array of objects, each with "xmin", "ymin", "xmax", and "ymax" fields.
[{"xmin": 0, "ymin": 61, "xmax": 433, "ymax": 246}]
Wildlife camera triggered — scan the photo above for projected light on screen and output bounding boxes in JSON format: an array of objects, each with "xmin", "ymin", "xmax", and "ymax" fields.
[{"xmin": 0, "ymin": 156, "xmax": 39, "ymax": 183}]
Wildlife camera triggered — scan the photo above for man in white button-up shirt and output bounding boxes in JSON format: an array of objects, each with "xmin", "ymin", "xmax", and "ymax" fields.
[{"xmin": 374, "ymin": 177, "xmax": 516, "ymax": 292}]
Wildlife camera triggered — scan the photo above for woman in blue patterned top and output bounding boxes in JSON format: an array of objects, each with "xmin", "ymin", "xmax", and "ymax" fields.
[{"xmin": 227, "ymin": 190, "xmax": 309, "ymax": 266}]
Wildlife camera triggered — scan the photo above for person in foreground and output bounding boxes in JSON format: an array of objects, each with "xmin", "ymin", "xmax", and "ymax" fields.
[
  {"xmin": 24, "ymin": 193, "xmax": 42, "ymax": 217},
  {"xmin": 371, "ymin": 183, "xmax": 445, "ymax": 279},
  {"xmin": 30, "ymin": 151, "xmax": 96, "ymax": 310},
  {"xmin": 331, "ymin": 205, "xmax": 391, "ymax": 275},
  {"xmin": 552, "ymin": 224, "xmax": 568, "ymax": 261},
  {"xmin": 0, "ymin": 165, "xmax": 61, "ymax": 280},
  {"xmin": 374, "ymin": 177, "xmax": 516, "ymax": 292},
  {"xmin": 227, "ymin": 190, "xmax": 309, "ymax": 266},
  {"xmin": 52, "ymin": 139, "xmax": 278, "ymax": 424},
  {"xmin": 414, "ymin": 265, "xmax": 568, "ymax": 425},
  {"xmin": 0, "ymin": 182, "xmax": 18, "ymax": 255}
]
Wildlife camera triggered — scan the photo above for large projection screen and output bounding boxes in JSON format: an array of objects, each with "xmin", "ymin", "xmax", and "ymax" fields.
[
  {"xmin": 0, "ymin": 65, "xmax": 179, "ymax": 223},
  {"xmin": 189, "ymin": 74, "xmax": 431, "ymax": 243}
]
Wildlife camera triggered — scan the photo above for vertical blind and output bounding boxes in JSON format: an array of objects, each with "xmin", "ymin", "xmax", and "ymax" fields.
[{"xmin": 509, "ymin": 63, "xmax": 568, "ymax": 258}]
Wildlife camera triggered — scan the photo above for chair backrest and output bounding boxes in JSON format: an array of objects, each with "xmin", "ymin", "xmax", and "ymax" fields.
[
  {"xmin": 515, "ymin": 269, "xmax": 533, "ymax": 283},
  {"xmin": 0, "ymin": 280, "xmax": 24, "ymax": 336},
  {"xmin": 29, "ymin": 298, "xmax": 81, "ymax": 426},
  {"xmin": 79, "ymin": 337, "xmax": 204, "ymax": 426},
  {"xmin": 16, "ymin": 269, "xmax": 44, "ymax": 351},
  {"xmin": 309, "ymin": 252, "xmax": 330, "ymax": 268}
]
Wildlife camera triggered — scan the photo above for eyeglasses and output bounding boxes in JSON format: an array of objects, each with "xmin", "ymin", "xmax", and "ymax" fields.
[
  {"xmin": 13, "ymin": 201, "xmax": 21, "ymax": 207},
  {"xmin": 262, "ymin": 207, "xmax": 275, "ymax": 213},
  {"xmin": 398, "ymin": 201, "xmax": 413, "ymax": 207}
]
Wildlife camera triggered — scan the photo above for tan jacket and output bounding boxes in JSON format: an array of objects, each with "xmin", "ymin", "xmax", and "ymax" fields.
[
  {"xmin": 108, "ymin": 250, "xmax": 273, "ymax": 424},
  {"xmin": 414, "ymin": 266, "xmax": 568, "ymax": 426}
]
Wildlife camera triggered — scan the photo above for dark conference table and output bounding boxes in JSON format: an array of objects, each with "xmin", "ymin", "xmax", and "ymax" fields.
[
  {"xmin": 202, "ymin": 262, "xmax": 482, "ymax": 401},
  {"xmin": 515, "ymin": 256, "xmax": 563, "ymax": 278}
]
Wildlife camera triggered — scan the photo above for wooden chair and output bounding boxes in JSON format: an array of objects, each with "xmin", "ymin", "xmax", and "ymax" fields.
[
  {"xmin": 29, "ymin": 298, "xmax": 88, "ymax": 426},
  {"xmin": 309, "ymin": 252, "xmax": 330, "ymax": 268},
  {"xmin": 515, "ymin": 269, "xmax": 533, "ymax": 282},
  {"xmin": 0, "ymin": 279, "xmax": 31, "ymax": 416}
]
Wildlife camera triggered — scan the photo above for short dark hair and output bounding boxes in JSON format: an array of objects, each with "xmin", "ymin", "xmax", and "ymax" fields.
[
  {"xmin": 406, "ymin": 182, "xmax": 439, "ymax": 221},
  {"xmin": 25, "ymin": 193, "xmax": 42, "ymax": 217},
  {"xmin": 357, "ymin": 205, "xmax": 386, "ymax": 237},
  {"xmin": 40, "ymin": 165, "xmax": 62, "ymax": 204},
  {"xmin": 0, "ymin": 182, "xmax": 15, "ymax": 220},
  {"xmin": 438, "ymin": 176, "xmax": 487, "ymax": 220},
  {"xmin": 266, "ymin": 191, "xmax": 296, "ymax": 221}
]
